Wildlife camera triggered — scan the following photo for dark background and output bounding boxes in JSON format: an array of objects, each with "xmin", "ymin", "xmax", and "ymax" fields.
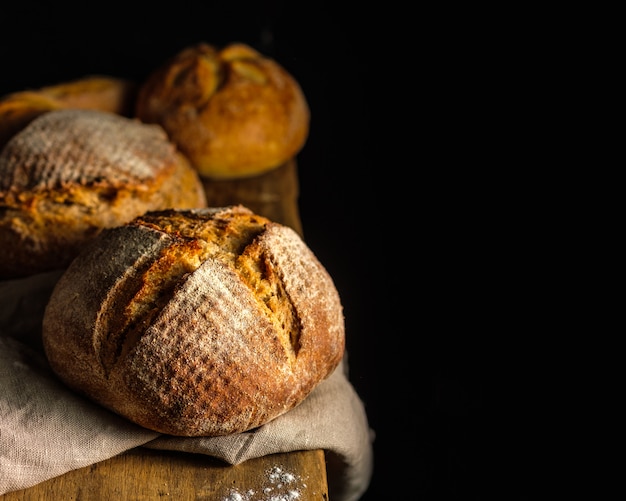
[{"xmin": 1, "ymin": 3, "xmax": 535, "ymax": 499}]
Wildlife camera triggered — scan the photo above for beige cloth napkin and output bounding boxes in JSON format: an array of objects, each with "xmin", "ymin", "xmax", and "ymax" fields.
[{"xmin": 0, "ymin": 271, "xmax": 374, "ymax": 501}]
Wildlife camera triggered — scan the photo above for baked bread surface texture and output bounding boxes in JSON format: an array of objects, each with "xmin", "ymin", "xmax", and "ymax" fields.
[
  {"xmin": 42, "ymin": 205, "xmax": 345, "ymax": 437},
  {"xmin": 0, "ymin": 75, "xmax": 137, "ymax": 150},
  {"xmin": 0, "ymin": 108, "xmax": 207, "ymax": 279},
  {"xmin": 135, "ymin": 42, "xmax": 310, "ymax": 179}
]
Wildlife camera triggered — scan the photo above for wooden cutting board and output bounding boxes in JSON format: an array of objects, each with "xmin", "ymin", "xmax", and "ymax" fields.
[
  {"xmin": 0, "ymin": 448, "xmax": 328, "ymax": 500},
  {"xmin": 200, "ymin": 159, "xmax": 303, "ymax": 237}
]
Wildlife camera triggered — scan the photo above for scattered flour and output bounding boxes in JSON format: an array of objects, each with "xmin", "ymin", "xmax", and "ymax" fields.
[{"xmin": 222, "ymin": 465, "xmax": 306, "ymax": 501}]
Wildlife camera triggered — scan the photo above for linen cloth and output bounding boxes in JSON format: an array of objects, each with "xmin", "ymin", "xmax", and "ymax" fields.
[{"xmin": 0, "ymin": 271, "xmax": 374, "ymax": 500}]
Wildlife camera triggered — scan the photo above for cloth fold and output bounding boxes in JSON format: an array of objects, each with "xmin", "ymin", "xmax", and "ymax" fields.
[{"xmin": 0, "ymin": 272, "xmax": 374, "ymax": 500}]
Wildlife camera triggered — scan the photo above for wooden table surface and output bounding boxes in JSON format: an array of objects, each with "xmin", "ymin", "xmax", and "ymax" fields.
[{"xmin": 0, "ymin": 448, "xmax": 329, "ymax": 500}]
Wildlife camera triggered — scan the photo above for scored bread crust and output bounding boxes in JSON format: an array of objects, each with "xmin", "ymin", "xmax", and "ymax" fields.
[
  {"xmin": 0, "ymin": 108, "xmax": 207, "ymax": 279},
  {"xmin": 42, "ymin": 205, "xmax": 345, "ymax": 437},
  {"xmin": 135, "ymin": 42, "xmax": 310, "ymax": 179}
]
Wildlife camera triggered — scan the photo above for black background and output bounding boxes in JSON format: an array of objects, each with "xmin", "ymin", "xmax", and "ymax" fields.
[{"xmin": 1, "ymin": 3, "xmax": 535, "ymax": 500}]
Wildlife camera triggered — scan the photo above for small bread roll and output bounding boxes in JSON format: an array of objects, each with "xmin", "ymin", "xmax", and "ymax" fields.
[
  {"xmin": 0, "ymin": 75, "xmax": 137, "ymax": 150},
  {"xmin": 135, "ymin": 42, "xmax": 310, "ymax": 179},
  {"xmin": 42, "ymin": 205, "xmax": 345, "ymax": 437},
  {"xmin": 0, "ymin": 108, "xmax": 207, "ymax": 279}
]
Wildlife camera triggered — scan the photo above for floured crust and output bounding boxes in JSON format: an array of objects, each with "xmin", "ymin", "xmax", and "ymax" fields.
[
  {"xmin": 135, "ymin": 43, "xmax": 310, "ymax": 179},
  {"xmin": 42, "ymin": 205, "xmax": 345, "ymax": 436},
  {"xmin": 0, "ymin": 108, "xmax": 207, "ymax": 279}
]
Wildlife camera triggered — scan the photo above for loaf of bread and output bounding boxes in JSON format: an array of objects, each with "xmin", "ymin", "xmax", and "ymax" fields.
[
  {"xmin": 31, "ymin": 75, "xmax": 137, "ymax": 115},
  {"xmin": 0, "ymin": 108, "xmax": 207, "ymax": 279},
  {"xmin": 135, "ymin": 42, "xmax": 310, "ymax": 179},
  {"xmin": 0, "ymin": 75, "xmax": 137, "ymax": 150},
  {"xmin": 42, "ymin": 205, "xmax": 345, "ymax": 437}
]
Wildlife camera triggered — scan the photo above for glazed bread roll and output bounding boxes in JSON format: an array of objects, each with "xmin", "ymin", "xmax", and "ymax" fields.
[
  {"xmin": 0, "ymin": 75, "xmax": 137, "ymax": 150},
  {"xmin": 135, "ymin": 42, "xmax": 310, "ymax": 179},
  {"xmin": 0, "ymin": 108, "xmax": 207, "ymax": 279},
  {"xmin": 42, "ymin": 205, "xmax": 345, "ymax": 437}
]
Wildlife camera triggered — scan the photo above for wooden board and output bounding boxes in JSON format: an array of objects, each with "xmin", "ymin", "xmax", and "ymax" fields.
[
  {"xmin": 200, "ymin": 159, "xmax": 303, "ymax": 236},
  {"xmin": 0, "ymin": 448, "xmax": 328, "ymax": 500}
]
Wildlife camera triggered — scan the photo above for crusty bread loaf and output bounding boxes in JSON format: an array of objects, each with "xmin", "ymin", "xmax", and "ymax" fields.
[
  {"xmin": 0, "ymin": 91, "xmax": 62, "ymax": 151},
  {"xmin": 42, "ymin": 205, "xmax": 345, "ymax": 437},
  {"xmin": 34, "ymin": 75, "xmax": 137, "ymax": 115},
  {"xmin": 0, "ymin": 108, "xmax": 207, "ymax": 279},
  {"xmin": 0, "ymin": 75, "xmax": 137, "ymax": 150},
  {"xmin": 135, "ymin": 42, "xmax": 310, "ymax": 179}
]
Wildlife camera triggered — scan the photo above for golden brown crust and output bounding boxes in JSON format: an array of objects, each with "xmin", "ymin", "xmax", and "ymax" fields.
[
  {"xmin": 0, "ymin": 91, "xmax": 62, "ymax": 151},
  {"xmin": 36, "ymin": 75, "xmax": 138, "ymax": 115},
  {"xmin": 135, "ymin": 43, "xmax": 310, "ymax": 179},
  {"xmin": 0, "ymin": 75, "xmax": 137, "ymax": 150},
  {"xmin": 0, "ymin": 109, "xmax": 207, "ymax": 279},
  {"xmin": 42, "ymin": 205, "xmax": 345, "ymax": 437}
]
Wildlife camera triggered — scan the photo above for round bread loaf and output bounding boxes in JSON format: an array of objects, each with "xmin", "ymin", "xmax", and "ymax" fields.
[
  {"xmin": 31, "ymin": 75, "xmax": 137, "ymax": 115},
  {"xmin": 134, "ymin": 42, "xmax": 310, "ymax": 179},
  {"xmin": 0, "ymin": 75, "xmax": 137, "ymax": 150},
  {"xmin": 0, "ymin": 108, "xmax": 207, "ymax": 279},
  {"xmin": 42, "ymin": 205, "xmax": 345, "ymax": 437},
  {"xmin": 0, "ymin": 91, "xmax": 62, "ymax": 151}
]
